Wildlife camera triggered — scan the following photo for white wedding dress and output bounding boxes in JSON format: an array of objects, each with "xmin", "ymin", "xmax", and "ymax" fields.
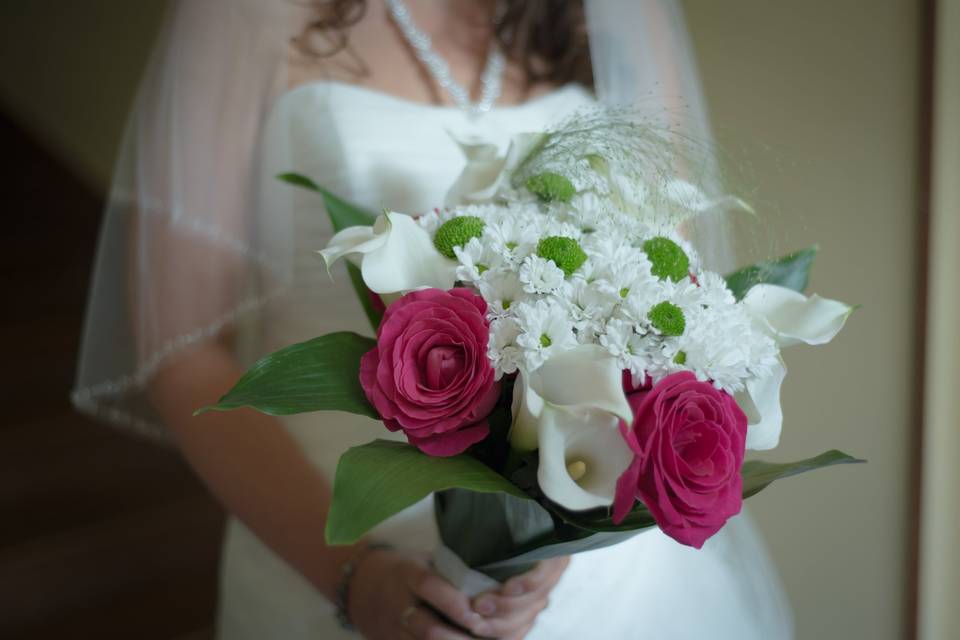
[{"xmin": 215, "ymin": 80, "xmax": 793, "ymax": 639}]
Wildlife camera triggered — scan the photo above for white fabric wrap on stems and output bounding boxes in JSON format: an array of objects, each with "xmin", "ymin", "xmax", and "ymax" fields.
[{"xmin": 431, "ymin": 545, "xmax": 502, "ymax": 598}]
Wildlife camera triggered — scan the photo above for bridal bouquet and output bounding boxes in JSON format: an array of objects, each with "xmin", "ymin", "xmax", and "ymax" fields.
[{"xmin": 200, "ymin": 111, "xmax": 861, "ymax": 591}]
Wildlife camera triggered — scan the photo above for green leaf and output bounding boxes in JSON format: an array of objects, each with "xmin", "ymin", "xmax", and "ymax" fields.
[
  {"xmin": 277, "ymin": 172, "xmax": 378, "ymax": 232},
  {"xmin": 326, "ymin": 440, "xmax": 529, "ymax": 545},
  {"xmin": 741, "ymin": 449, "xmax": 865, "ymax": 499},
  {"xmin": 277, "ymin": 173, "xmax": 383, "ymax": 330},
  {"xmin": 276, "ymin": 171, "xmax": 323, "ymax": 192},
  {"xmin": 346, "ymin": 262, "xmax": 384, "ymax": 331},
  {"xmin": 477, "ymin": 529, "xmax": 642, "ymax": 581},
  {"xmin": 196, "ymin": 332, "xmax": 377, "ymax": 418},
  {"xmin": 435, "ymin": 489, "xmax": 555, "ymax": 569},
  {"xmin": 724, "ymin": 245, "xmax": 819, "ymax": 300},
  {"xmin": 434, "ymin": 488, "xmax": 648, "ymax": 581}
]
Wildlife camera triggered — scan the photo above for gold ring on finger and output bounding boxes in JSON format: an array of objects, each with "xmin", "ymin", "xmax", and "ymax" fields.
[{"xmin": 400, "ymin": 605, "xmax": 417, "ymax": 628}]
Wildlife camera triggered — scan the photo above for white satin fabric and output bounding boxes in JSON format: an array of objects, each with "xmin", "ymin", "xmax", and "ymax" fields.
[{"xmin": 215, "ymin": 82, "xmax": 792, "ymax": 639}]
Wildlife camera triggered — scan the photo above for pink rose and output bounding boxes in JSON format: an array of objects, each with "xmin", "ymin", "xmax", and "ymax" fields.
[
  {"xmin": 613, "ymin": 371, "xmax": 747, "ymax": 548},
  {"xmin": 359, "ymin": 288, "xmax": 500, "ymax": 457}
]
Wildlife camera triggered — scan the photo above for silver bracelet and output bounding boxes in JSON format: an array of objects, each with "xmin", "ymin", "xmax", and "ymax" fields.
[{"xmin": 334, "ymin": 542, "xmax": 394, "ymax": 630}]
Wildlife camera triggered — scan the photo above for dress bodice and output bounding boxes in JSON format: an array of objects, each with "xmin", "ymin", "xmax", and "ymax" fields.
[{"xmin": 266, "ymin": 81, "xmax": 594, "ymax": 214}]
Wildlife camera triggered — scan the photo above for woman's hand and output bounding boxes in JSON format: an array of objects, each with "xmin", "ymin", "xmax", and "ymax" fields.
[
  {"xmin": 470, "ymin": 556, "xmax": 570, "ymax": 640},
  {"xmin": 349, "ymin": 548, "xmax": 570, "ymax": 640}
]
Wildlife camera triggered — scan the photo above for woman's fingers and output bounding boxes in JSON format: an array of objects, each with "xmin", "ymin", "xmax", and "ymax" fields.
[
  {"xmin": 505, "ymin": 622, "xmax": 535, "ymax": 640},
  {"xmin": 471, "ymin": 592, "xmax": 549, "ymax": 637},
  {"xmin": 464, "ymin": 558, "xmax": 569, "ymax": 637},
  {"xmin": 473, "ymin": 590, "xmax": 547, "ymax": 620},
  {"xmin": 402, "ymin": 605, "xmax": 476, "ymax": 640},
  {"xmin": 501, "ymin": 556, "xmax": 570, "ymax": 597},
  {"xmin": 407, "ymin": 564, "xmax": 492, "ymax": 636}
]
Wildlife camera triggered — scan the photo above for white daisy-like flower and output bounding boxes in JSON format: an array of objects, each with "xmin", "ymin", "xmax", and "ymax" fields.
[
  {"xmin": 519, "ymin": 255, "xmax": 566, "ymax": 295},
  {"xmin": 416, "ymin": 206, "xmax": 460, "ymax": 235},
  {"xmin": 415, "ymin": 208, "xmax": 443, "ymax": 234},
  {"xmin": 484, "ymin": 214, "xmax": 539, "ymax": 265},
  {"xmin": 559, "ymin": 279, "xmax": 618, "ymax": 341},
  {"xmin": 695, "ymin": 270, "xmax": 736, "ymax": 308},
  {"xmin": 599, "ymin": 261, "xmax": 658, "ymax": 308},
  {"xmin": 478, "ymin": 271, "xmax": 525, "ymax": 321},
  {"xmin": 487, "ymin": 317, "xmax": 523, "ymax": 379},
  {"xmin": 599, "ymin": 318, "xmax": 650, "ymax": 386},
  {"xmin": 454, "ymin": 237, "xmax": 501, "ymax": 284},
  {"xmin": 513, "ymin": 299, "xmax": 578, "ymax": 371}
]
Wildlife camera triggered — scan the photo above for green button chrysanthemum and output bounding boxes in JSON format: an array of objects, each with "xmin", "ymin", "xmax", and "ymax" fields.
[
  {"xmin": 643, "ymin": 236, "xmax": 690, "ymax": 282},
  {"xmin": 648, "ymin": 301, "xmax": 686, "ymax": 336},
  {"xmin": 433, "ymin": 216, "xmax": 485, "ymax": 259},
  {"xmin": 525, "ymin": 172, "xmax": 576, "ymax": 203},
  {"xmin": 536, "ymin": 236, "xmax": 587, "ymax": 277}
]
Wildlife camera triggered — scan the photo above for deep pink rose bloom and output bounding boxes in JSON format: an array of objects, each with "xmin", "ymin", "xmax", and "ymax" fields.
[
  {"xmin": 613, "ymin": 371, "xmax": 747, "ymax": 548},
  {"xmin": 359, "ymin": 288, "xmax": 500, "ymax": 457}
]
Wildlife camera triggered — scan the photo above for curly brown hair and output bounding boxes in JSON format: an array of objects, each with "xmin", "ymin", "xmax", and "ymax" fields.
[{"xmin": 297, "ymin": 0, "xmax": 593, "ymax": 88}]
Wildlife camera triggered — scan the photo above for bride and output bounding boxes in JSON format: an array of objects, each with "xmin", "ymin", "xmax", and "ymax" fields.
[{"xmin": 73, "ymin": 0, "xmax": 793, "ymax": 638}]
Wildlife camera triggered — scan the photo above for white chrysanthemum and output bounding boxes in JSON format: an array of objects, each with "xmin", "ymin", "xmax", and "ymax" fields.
[
  {"xmin": 599, "ymin": 318, "xmax": 649, "ymax": 386},
  {"xmin": 513, "ymin": 299, "xmax": 578, "ymax": 371},
  {"xmin": 454, "ymin": 237, "xmax": 502, "ymax": 284},
  {"xmin": 483, "ymin": 214, "xmax": 539, "ymax": 265},
  {"xmin": 623, "ymin": 277, "xmax": 700, "ymax": 335},
  {"xmin": 558, "ymin": 279, "xmax": 618, "ymax": 342},
  {"xmin": 478, "ymin": 271, "xmax": 525, "ymax": 321},
  {"xmin": 416, "ymin": 207, "xmax": 460, "ymax": 235},
  {"xmin": 581, "ymin": 233, "xmax": 642, "ymax": 269},
  {"xmin": 663, "ymin": 301, "xmax": 779, "ymax": 393},
  {"xmin": 565, "ymin": 192, "xmax": 617, "ymax": 233},
  {"xmin": 519, "ymin": 255, "xmax": 566, "ymax": 295},
  {"xmin": 696, "ymin": 270, "xmax": 736, "ymax": 308},
  {"xmin": 598, "ymin": 261, "xmax": 659, "ymax": 309},
  {"xmin": 537, "ymin": 219, "xmax": 583, "ymax": 242},
  {"xmin": 487, "ymin": 317, "xmax": 524, "ymax": 379}
]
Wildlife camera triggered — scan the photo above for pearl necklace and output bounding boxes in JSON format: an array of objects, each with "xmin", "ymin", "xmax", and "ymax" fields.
[{"xmin": 385, "ymin": 0, "xmax": 505, "ymax": 117}]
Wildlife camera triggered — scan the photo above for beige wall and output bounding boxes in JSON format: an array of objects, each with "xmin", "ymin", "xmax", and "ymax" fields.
[
  {"xmin": 685, "ymin": 1, "xmax": 919, "ymax": 638},
  {"xmin": 0, "ymin": 0, "xmax": 167, "ymax": 191},
  {"xmin": 1, "ymin": 1, "xmax": 921, "ymax": 638},
  {"xmin": 918, "ymin": 0, "xmax": 960, "ymax": 637}
]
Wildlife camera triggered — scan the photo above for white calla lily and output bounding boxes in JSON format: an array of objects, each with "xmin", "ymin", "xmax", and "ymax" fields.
[
  {"xmin": 537, "ymin": 406, "xmax": 635, "ymax": 511},
  {"xmin": 662, "ymin": 179, "xmax": 755, "ymax": 216},
  {"xmin": 318, "ymin": 211, "xmax": 456, "ymax": 294},
  {"xmin": 736, "ymin": 356, "xmax": 787, "ymax": 450},
  {"xmin": 742, "ymin": 284, "xmax": 855, "ymax": 348},
  {"xmin": 510, "ymin": 345, "xmax": 634, "ymax": 511},
  {"xmin": 445, "ymin": 133, "xmax": 548, "ymax": 205},
  {"xmin": 739, "ymin": 284, "xmax": 854, "ymax": 449}
]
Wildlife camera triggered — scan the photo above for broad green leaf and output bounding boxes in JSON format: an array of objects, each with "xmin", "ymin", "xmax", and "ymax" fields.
[
  {"xmin": 478, "ymin": 529, "xmax": 642, "ymax": 581},
  {"xmin": 741, "ymin": 449, "xmax": 865, "ymax": 499},
  {"xmin": 435, "ymin": 489, "xmax": 555, "ymax": 569},
  {"xmin": 326, "ymin": 440, "xmax": 529, "ymax": 545},
  {"xmin": 277, "ymin": 172, "xmax": 378, "ymax": 232},
  {"xmin": 725, "ymin": 245, "xmax": 819, "ymax": 300},
  {"xmin": 346, "ymin": 262, "xmax": 384, "ymax": 330},
  {"xmin": 278, "ymin": 172, "xmax": 383, "ymax": 330},
  {"xmin": 196, "ymin": 332, "xmax": 377, "ymax": 418},
  {"xmin": 435, "ymin": 488, "xmax": 648, "ymax": 581}
]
